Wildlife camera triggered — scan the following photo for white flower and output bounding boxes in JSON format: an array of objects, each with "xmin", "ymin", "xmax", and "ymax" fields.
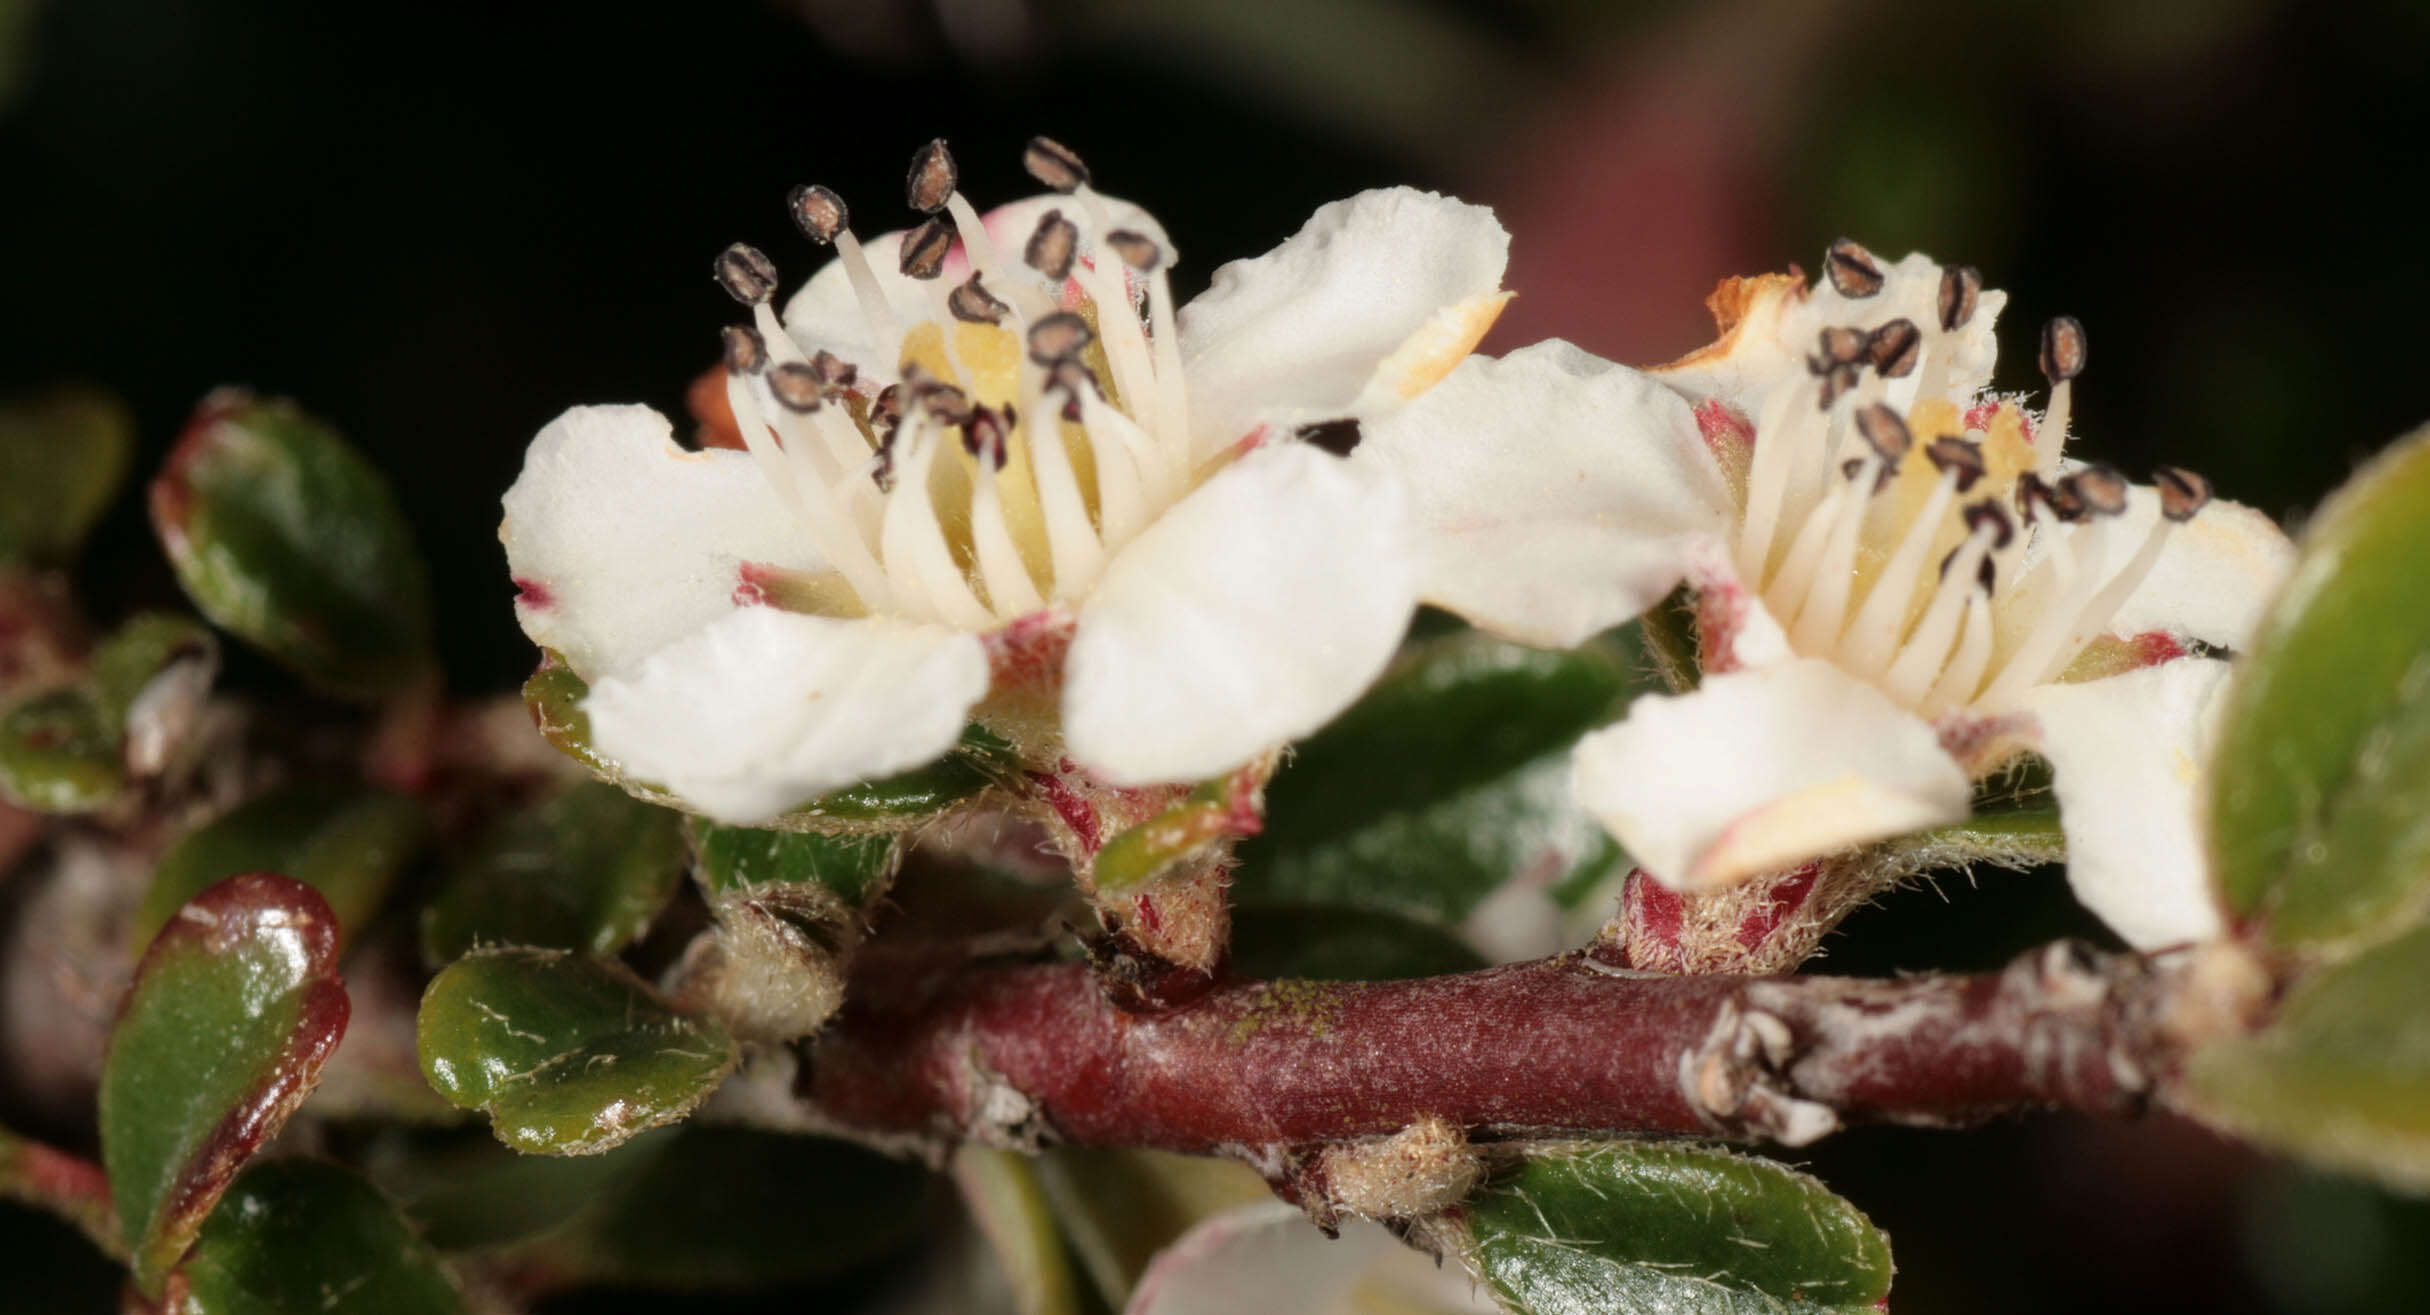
[
  {"xmin": 503, "ymin": 139, "xmax": 1546, "ymax": 825},
  {"xmin": 1548, "ymin": 245, "xmax": 2294, "ymax": 949}
]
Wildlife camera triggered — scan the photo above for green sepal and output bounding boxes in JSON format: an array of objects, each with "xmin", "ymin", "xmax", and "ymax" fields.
[
  {"xmin": 0, "ymin": 385, "xmax": 134, "ymax": 566},
  {"xmin": 415, "ymin": 947, "xmax": 736, "ymax": 1156},
  {"xmin": 2182, "ymin": 923, "xmax": 2430, "ymax": 1193},
  {"xmin": 101, "ymin": 875, "xmax": 351, "ymax": 1295},
  {"xmin": 1458, "ymin": 1142, "xmax": 1895, "ymax": 1314},
  {"xmin": 1095, "ymin": 772, "xmax": 1257, "ymax": 896},
  {"xmin": 688, "ymin": 817, "xmax": 899, "ymax": 908},
  {"xmin": 420, "ymin": 781, "xmax": 686, "ymax": 967},
  {"xmin": 2210, "ymin": 424, "xmax": 2430, "ymax": 953},
  {"xmin": 169, "ymin": 1160, "xmax": 459, "ymax": 1315},
  {"xmin": 135, "ymin": 783, "xmax": 425, "ymax": 955},
  {"xmin": 149, "ymin": 390, "xmax": 434, "ymax": 699}
]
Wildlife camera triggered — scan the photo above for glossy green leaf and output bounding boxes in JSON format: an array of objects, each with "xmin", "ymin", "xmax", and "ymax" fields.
[
  {"xmin": 1233, "ymin": 631, "xmax": 1634, "ymax": 926},
  {"xmin": 0, "ymin": 685, "xmax": 121, "ymax": 812},
  {"xmin": 102, "ymin": 874, "xmax": 351, "ymax": 1295},
  {"xmin": 416, "ymin": 947, "xmax": 736, "ymax": 1155},
  {"xmin": 1460, "ymin": 1142, "xmax": 1894, "ymax": 1314},
  {"xmin": 689, "ymin": 817, "xmax": 898, "ymax": 907},
  {"xmin": 1229, "ymin": 906, "xmax": 1486, "ymax": 981},
  {"xmin": 524, "ymin": 652, "xmax": 1014, "ymax": 831},
  {"xmin": 150, "ymin": 390, "xmax": 433, "ymax": 699},
  {"xmin": 2212, "ymin": 425, "xmax": 2430, "ymax": 952},
  {"xmin": 518, "ymin": 1126, "xmax": 934, "ymax": 1290},
  {"xmin": 0, "ymin": 385, "xmax": 133, "ymax": 565},
  {"xmin": 171, "ymin": 1160, "xmax": 458, "ymax": 1315},
  {"xmin": 136, "ymin": 784, "xmax": 425, "ymax": 955},
  {"xmin": 420, "ymin": 781, "xmax": 685, "ymax": 966},
  {"xmin": 2182, "ymin": 922, "xmax": 2430, "ymax": 1192}
]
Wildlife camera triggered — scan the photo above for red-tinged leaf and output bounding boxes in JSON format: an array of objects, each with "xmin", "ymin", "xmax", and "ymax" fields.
[{"xmin": 100, "ymin": 873, "xmax": 351, "ymax": 1295}]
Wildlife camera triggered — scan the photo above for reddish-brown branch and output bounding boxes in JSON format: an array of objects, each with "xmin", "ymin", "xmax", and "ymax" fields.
[{"xmin": 801, "ymin": 940, "xmax": 2201, "ymax": 1158}]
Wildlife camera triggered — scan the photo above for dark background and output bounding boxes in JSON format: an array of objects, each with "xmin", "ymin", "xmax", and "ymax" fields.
[{"xmin": 5, "ymin": 0, "xmax": 2429, "ymax": 1310}]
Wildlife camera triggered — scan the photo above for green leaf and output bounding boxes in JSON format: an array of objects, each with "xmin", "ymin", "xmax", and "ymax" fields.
[
  {"xmin": 0, "ymin": 385, "xmax": 133, "ymax": 566},
  {"xmin": 2212, "ymin": 425, "xmax": 2430, "ymax": 952},
  {"xmin": 379, "ymin": 1127, "xmax": 676, "ymax": 1254},
  {"xmin": 953, "ymin": 1147, "xmax": 1083, "ymax": 1315},
  {"xmin": 517, "ymin": 1126, "xmax": 933, "ymax": 1291},
  {"xmin": 420, "ymin": 782, "xmax": 685, "ymax": 967},
  {"xmin": 172, "ymin": 1160, "xmax": 459, "ymax": 1315},
  {"xmin": 101, "ymin": 874, "xmax": 351, "ymax": 1295},
  {"xmin": 1229, "ymin": 906, "xmax": 1486, "ymax": 981},
  {"xmin": 2182, "ymin": 921, "xmax": 2430, "ymax": 1192},
  {"xmin": 150, "ymin": 391, "xmax": 433, "ymax": 699},
  {"xmin": 1233, "ymin": 631, "xmax": 1634, "ymax": 926},
  {"xmin": 1459, "ymin": 1142, "xmax": 1894, "ymax": 1315},
  {"xmin": 0, "ymin": 685, "xmax": 122, "ymax": 812},
  {"xmin": 689, "ymin": 817, "xmax": 898, "ymax": 908},
  {"xmin": 136, "ymin": 784, "xmax": 425, "ymax": 955},
  {"xmin": 416, "ymin": 947, "xmax": 736, "ymax": 1156},
  {"xmin": 0, "ymin": 611, "xmax": 219, "ymax": 816},
  {"xmin": 525, "ymin": 652, "xmax": 1014, "ymax": 831},
  {"xmin": 1095, "ymin": 773, "xmax": 1257, "ymax": 896}
]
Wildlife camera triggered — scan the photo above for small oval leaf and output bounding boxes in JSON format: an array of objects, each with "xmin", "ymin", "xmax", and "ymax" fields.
[
  {"xmin": 150, "ymin": 391, "xmax": 434, "ymax": 699},
  {"xmin": 420, "ymin": 782, "xmax": 686, "ymax": 966},
  {"xmin": 101, "ymin": 874, "xmax": 351, "ymax": 1294},
  {"xmin": 1459, "ymin": 1142, "xmax": 1894, "ymax": 1314},
  {"xmin": 2212, "ymin": 425, "xmax": 2430, "ymax": 952},
  {"xmin": 0, "ymin": 385, "xmax": 134, "ymax": 566},
  {"xmin": 136, "ymin": 784, "xmax": 425, "ymax": 955},
  {"xmin": 2182, "ymin": 921, "xmax": 2430, "ymax": 1192},
  {"xmin": 171, "ymin": 1159, "xmax": 460, "ymax": 1315},
  {"xmin": 0, "ymin": 685, "xmax": 122, "ymax": 813},
  {"xmin": 1234, "ymin": 632, "xmax": 1634, "ymax": 927},
  {"xmin": 416, "ymin": 947, "xmax": 737, "ymax": 1156}
]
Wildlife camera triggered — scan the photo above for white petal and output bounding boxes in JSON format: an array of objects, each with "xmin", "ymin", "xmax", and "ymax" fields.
[
  {"xmin": 1570, "ymin": 658, "xmax": 1973, "ymax": 890},
  {"xmin": 2107, "ymin": 493, "xmax": 2294, "ymax": 650},
  {"xmin": 586, "ymin": 608, "xmax": 988, "ymax": 824},
  {"xmin": 781, "ymin": 192, "xmax": 1174, "ymax": 384},
  {"xmin": 1065, "ymin": 443, "xmax": 1415, "ymax": 786},
  {"xmin": 1177, "ymin": 188, "xmax": 1508, "ymax": 452},
  {"xmin": 501, "ymin": 405, "xmax": 822, "ymax": 679},
  {"xmin": 1355, "ymin": 340, "xmax": 1734, "ymax": 648},
  {"xmin": 2022, "ymin": 656, "xmax": 2231, "ymax": 950},
  {"xmin": 1123, "ymin": 1203, "xmax": 1396, "ymax": 1315}
]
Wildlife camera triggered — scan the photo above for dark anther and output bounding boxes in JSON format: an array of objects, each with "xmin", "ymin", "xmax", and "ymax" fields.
[
  {"xmin": 2016, "ymin": 472, "xmax": 2057, "ymax": 522},
  {"xmin": 1815, "ymin": 360, "xmax": 1861, "ymax": 409},
  {"xmin": 1022, "ymin": 136, "xmax": 1091, "ymax": 193},
  {"xmin": 916, "ymin": 380, "xmax": 973, "ymax": 427},
  {"xmin": 873, "ymin": 383, "xmax": 904, "ymax": 428},
  {"xmin": 1868, "ymin": 318, "xmax": 1922, "ymax": 378},
  {"xmin": 1926, "ymin": 436, "xmax": 1987, "ymax": 492},
  {"xmin": 962, "ymin": 406, "xmax": 1012, "ymax": 469},
  {"xmin": 788, "ymin": 185, "xmax": 848, "ymax": 245},
  {"xmin": 1962, "ymin": 499, "xmax": 2015, "ymax": 549},
  {"xmin": 1855, "ymin": 402, "xmax": 1913, "ymax": 465},
  {"xmin": 1825, "ymin": 238, "xmax": 1885, "ymax": 298},
  {"xmin": 1025, "ymin": 210, "xmax": 1079, "ymax": 281},
  {"xmin": 1104, "ymin": 229, "xmax": 1162, "ymax": 272},
  {"xmin": 898, "ymin": 216, "xmax": 955, "ymax": 280},
  {"xmin": 714, "ymin": 243, "xmax": 779, "ymax": 306},
  {"xmin": 2155, "ymin": 466, "xmax": 2212, "ymax": 522},
  {"xmin": 1818, "ymin": 325, "xmax": 1867, "ymax": 366},
  {"xmin": 2040, "ymin": 316, "xmax": 2087, "ymax": 382},
  {"xmin": 1842, "ymin": 456, "xmax": 1895, "ymax": 493},
  {"xmin": 906, "ymin": 138, "xmax": 958, "ymax": 214},
  {"xmin": 1938, "ymin": 265, "xmax": 1982, "ymax": 332},
  {"xmin": 720, "ymin": 325, "xmax": 767, "ymax": 374},
  {"xmin": 810, "ymin": 350, "xmax": 858, "ymax": 393},
  {"xmin": 1296, "ymin": 418, "xmax": 1362, "ymax": 457},
  {"xmin": 948, "ymin": 274, "xmax": 1010, "ymax": 325},
  {"xmin": 1027, "ymin": 311, "xmax": 1093, "ymax": 364},
  {"xmin": 2062, "ymin": 464, "xmax": 2130, "ymax": 517},
  {"xmin": 768, "ymin": 361, "xmax": 823, "ymax": 413}
]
